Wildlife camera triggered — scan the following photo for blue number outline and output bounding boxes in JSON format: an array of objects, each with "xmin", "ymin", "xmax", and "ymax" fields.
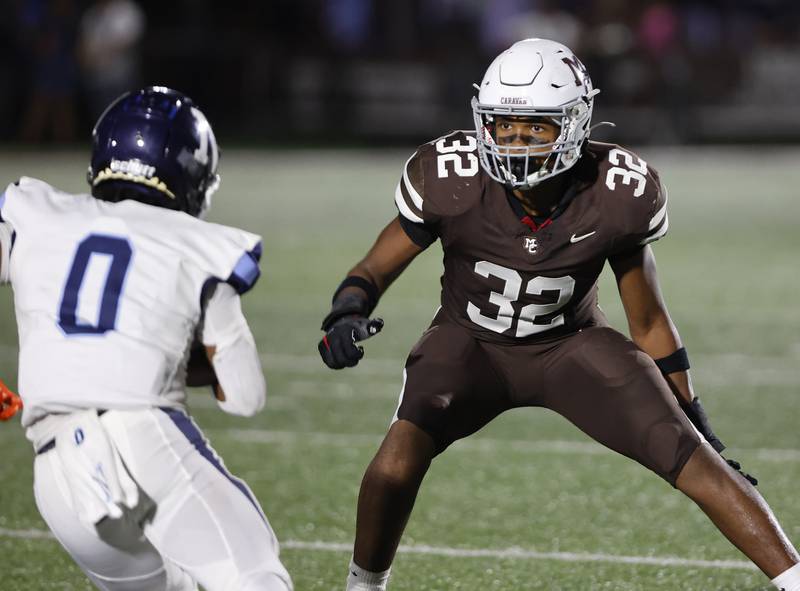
[{"xmin": 58, "ymin": 234, "xmax": 133, "ymax": 335}]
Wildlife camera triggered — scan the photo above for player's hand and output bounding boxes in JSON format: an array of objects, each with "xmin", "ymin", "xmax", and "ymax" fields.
[
  {"xmin": 0, "ymin": 379, "xmax": 22, "ymax": 421},
  {"xmin": 682, "ymin": 397, "xmax": 758, "ymax": 486},
  {"xmin": 725, "ymin": 458, "xmax": 758, "ymax": 487},
  {"xmin": 318, "ymin": 316, "xmax": 384, "ymax": 369},
  {"xmin": 681, "ymin": 397, "xmax": 725, "ymax": 452}
]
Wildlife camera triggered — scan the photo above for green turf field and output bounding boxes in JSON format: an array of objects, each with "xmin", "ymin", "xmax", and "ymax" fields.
[{"xmin": 0, "ymin": 147, "xmax": 798, "ymax": 590}]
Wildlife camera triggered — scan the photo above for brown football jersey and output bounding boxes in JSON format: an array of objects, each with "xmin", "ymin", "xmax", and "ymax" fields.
[{"xmin": 394, "ymin": 130, "xmax": 668, "ymax": 344}]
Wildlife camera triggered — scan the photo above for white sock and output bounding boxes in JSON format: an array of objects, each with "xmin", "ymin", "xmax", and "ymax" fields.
[
  {"xmin": 772, "ymin": 562, "xmax": 800, "ymax": 591},
  {"xmin": 345, "ymin": 558, "xmax": 391, "ymax": 591}
]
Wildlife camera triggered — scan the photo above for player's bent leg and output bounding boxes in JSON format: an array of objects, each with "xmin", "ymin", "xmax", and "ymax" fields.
[
  {"xmin": 675, "ymin": 442, "xmax": 800, "ymax": 580},
  {"xmin": 540, "ymin": 327, "xmax": 800, "ymax": 583},
  {"xmin": 540, "ymin": 327, "xmax": 701, "ymax": 483},
  {"xmin": 352, "ymin": 419, "xmax": 438, "ymax": 576},
  {"xmin": 33, "ymin": 449, "xmax": 197, "ymax": 591},
  {"xmin": 349, "ymin": 318, "xmax": 509, "ymax": 589},
  {"xmin": 102, "ymin": 409, "xmax": 292, "ymax": 591}
]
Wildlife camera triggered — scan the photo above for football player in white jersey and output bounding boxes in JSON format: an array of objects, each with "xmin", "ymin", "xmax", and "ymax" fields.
[{"xmin": 0, "ymin": 87, "xmax": 293, "ymax": 591}]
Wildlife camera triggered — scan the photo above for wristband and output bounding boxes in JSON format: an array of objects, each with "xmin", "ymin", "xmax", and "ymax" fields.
[
  {"xmin": 332, "ymin": 276, "xmax": 379, "ymax": 311},
  {"xmin": 654, "ymin": 347, "xmax": 689, "ymax": 375}
]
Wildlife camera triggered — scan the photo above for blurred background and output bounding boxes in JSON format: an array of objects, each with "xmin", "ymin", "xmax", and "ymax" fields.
[{"xmin": 4, "ymin": 0, "xmax": 800, "ymax": 147}]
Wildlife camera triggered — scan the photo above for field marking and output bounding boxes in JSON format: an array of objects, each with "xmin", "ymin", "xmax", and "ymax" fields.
[
  {"xmin": 214, "ymin": 428, "xmax": 800, "ymax": 463},
  {"xmin": 0, "ymin": 528, "xmax": 757, "ymax": 571}
]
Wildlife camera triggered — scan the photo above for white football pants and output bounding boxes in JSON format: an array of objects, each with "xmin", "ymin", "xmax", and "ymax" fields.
[{"xmin": 33, "ymin": 407, "xmax": 292, "ymax": 591}]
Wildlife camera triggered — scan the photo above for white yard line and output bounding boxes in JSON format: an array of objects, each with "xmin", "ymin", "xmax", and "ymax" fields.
[
  {"xmin": 0, "ymin": 528, "xmax": 756, "ymax": 571},
  {"xmin": 213, "ymin": 428, "xmax": 800, "ymax": 463}
]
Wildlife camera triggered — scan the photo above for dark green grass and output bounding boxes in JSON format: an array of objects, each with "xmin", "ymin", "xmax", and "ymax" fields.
[{"xmin": 0, "ymin": 147, "xmax": 798, "ymax": 590}]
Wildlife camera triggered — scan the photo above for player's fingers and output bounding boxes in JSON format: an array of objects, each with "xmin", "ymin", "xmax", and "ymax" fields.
[
  {"xmin": 342, "ymin": 331, "xmax": 364, "ymax": 366},
  {"xmin": 367, "ymin": 317, "xmax": 384, "ymax": 336},
  {"xmin": 318, "ymin": 337, "xmax": 339, "ymax": 369},
  {"xmin": 726, "ymin": 458, "xmax": 758, "ymax": 487},
  {"xmin": 331, "ymin": 331, "xmax": 358, "ymax": 368},
  {"xmin": 351, "ymin": 318, "xmax": 374, "ymax": 342}
]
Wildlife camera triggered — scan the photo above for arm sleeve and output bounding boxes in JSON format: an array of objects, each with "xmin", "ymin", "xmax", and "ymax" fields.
[
  {"xmin": 0, "ymin": 222, "xmax": 13, "ymax": 284},
  {"xmin": 201, "ymin": 283, "xmax": 266, "ymax": 417},
  {"xmin": 397, "ymin": 214, "xmax": 438, "ymax": 249}
]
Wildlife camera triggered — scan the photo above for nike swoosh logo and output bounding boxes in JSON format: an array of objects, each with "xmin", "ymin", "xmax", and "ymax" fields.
[{"xmin": 570, "ymin": 231, "xmax": 596, "ymax": 243}]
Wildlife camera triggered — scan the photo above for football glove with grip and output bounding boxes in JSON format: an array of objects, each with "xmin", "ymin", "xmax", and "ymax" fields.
[
  {"xmin": 0, "ymin": 379, "xmax": 22, "ymax": 421},
  {"xmin": 319, "ymin": 288, "xmax": 383, "ymax": 370},
  {"xmin": 682, "ymin": 397, "xmax": 758, "ymax": 486},
  {"xmin": 319, "ymin": 316, "xmax": 384, "ymax": 369}
]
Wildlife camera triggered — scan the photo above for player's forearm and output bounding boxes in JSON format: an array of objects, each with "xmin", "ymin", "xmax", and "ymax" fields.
[
  {"xmin": 630, "ymin": 314, "xmax": 695, "ymax": 404},
  {"xmin": 628, "ymin": 310, "xmax": 681, "ymax": 360},
  {"xmin": 346, "ymin": 258, "xmax": 410, "ymax": 298},
  {"xmin": 211, "ymin": 335, "xmax": 266, "ymax": 417},
  {"xmin": 202, "ymin": 283, "xmax": 266, "ymax": 416}
]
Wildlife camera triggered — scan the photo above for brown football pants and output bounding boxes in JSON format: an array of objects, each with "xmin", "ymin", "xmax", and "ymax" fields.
[{"xmin": 395, "ymin": 314, "xmax": 701, "ymax": 485}]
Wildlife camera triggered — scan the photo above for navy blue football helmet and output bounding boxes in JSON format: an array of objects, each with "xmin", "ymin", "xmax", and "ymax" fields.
[{"xmin": 88, "ymin": 86, "xmax": 220, "ymax": 217}]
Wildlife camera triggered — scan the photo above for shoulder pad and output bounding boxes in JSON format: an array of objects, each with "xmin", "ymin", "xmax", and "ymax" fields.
[
  {"xmin": 590, "ymin": 143, "xmax": 668, "ymax": 250},
  {"xmin": 394, "ymin": 131, "xmax": 483, "ymax": 224}
]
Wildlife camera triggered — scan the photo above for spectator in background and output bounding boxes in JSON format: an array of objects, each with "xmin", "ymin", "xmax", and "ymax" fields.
[
  {"xmin": 79, "ymin": 0, "xmax": 145, "ymax": 121},
  {"xmin": 19, "ymin": 0, "xmax": 79, "ymax": 143}
]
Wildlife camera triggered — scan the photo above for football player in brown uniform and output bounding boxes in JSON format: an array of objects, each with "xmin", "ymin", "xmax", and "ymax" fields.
[{"xmin": 318, "ymin": 39, "xmax": 800, "ymax": 591}]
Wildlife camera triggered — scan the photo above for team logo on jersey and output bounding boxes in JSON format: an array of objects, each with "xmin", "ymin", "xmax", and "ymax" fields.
[{"xmin": 524, "ymin": 237, "xmax": 538, "ymax": 254}]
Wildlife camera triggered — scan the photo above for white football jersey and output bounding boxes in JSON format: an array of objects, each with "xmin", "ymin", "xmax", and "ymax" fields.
[{"xmin": 0, "ymin": 177, "xmax": 262, "ymax": 427}]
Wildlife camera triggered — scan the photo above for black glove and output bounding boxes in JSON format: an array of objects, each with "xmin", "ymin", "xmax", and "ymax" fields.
[
  {"xmin": 681, "ymin": 397, "xmax": 725, "ymax": 453},
  {"xmin": 681, "ymin": 398, "xmax": 758, "ymax": 486},
  {"xmin": 318, "ymin": 316, "xmax": 384, "ymax": 369}
]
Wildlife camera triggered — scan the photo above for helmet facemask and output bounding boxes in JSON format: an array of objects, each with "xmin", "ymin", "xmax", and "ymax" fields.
[{"xmin": 472, "ymin": 92, "xmax": 597, "ymax": 191}]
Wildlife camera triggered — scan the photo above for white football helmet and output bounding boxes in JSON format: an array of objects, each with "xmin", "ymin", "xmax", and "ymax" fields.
[{"xmin": 472, "ymin": 38, "xmax": 600, "ymax": 189}]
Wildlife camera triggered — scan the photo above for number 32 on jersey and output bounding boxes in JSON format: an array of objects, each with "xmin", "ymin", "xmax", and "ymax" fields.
[
  {"xmin": 467, "ymin": 261, "xmax": 575, "ymax": 337},
  {"xmin": 436, "ymin": 135, "xmax": 479, "ymax": 178},
  {"xmin": 605, "ymin": 148, "xmax": 648, "ymax": 197}
]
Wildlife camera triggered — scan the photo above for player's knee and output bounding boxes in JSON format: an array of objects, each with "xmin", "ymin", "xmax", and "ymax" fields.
[
  {"xmin": 643, "ymin": 415, "xmax": 700, "ymax": 486},
  {"xmin": 367, "ymin": 449, "xmax": 428, "ymax": 491}
]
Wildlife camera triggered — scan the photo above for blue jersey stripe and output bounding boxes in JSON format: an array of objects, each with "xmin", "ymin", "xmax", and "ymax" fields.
[
  {"xmin": 227, "ymin": 242, "xmax": 262, "ymax": 294},
  {"xmin": 161, "ymin": 408, "xmax": 268, "ymax": 526},
  {"xmin": 0, "ymin": 191, "xmax": 5, "ymax": 221}
]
